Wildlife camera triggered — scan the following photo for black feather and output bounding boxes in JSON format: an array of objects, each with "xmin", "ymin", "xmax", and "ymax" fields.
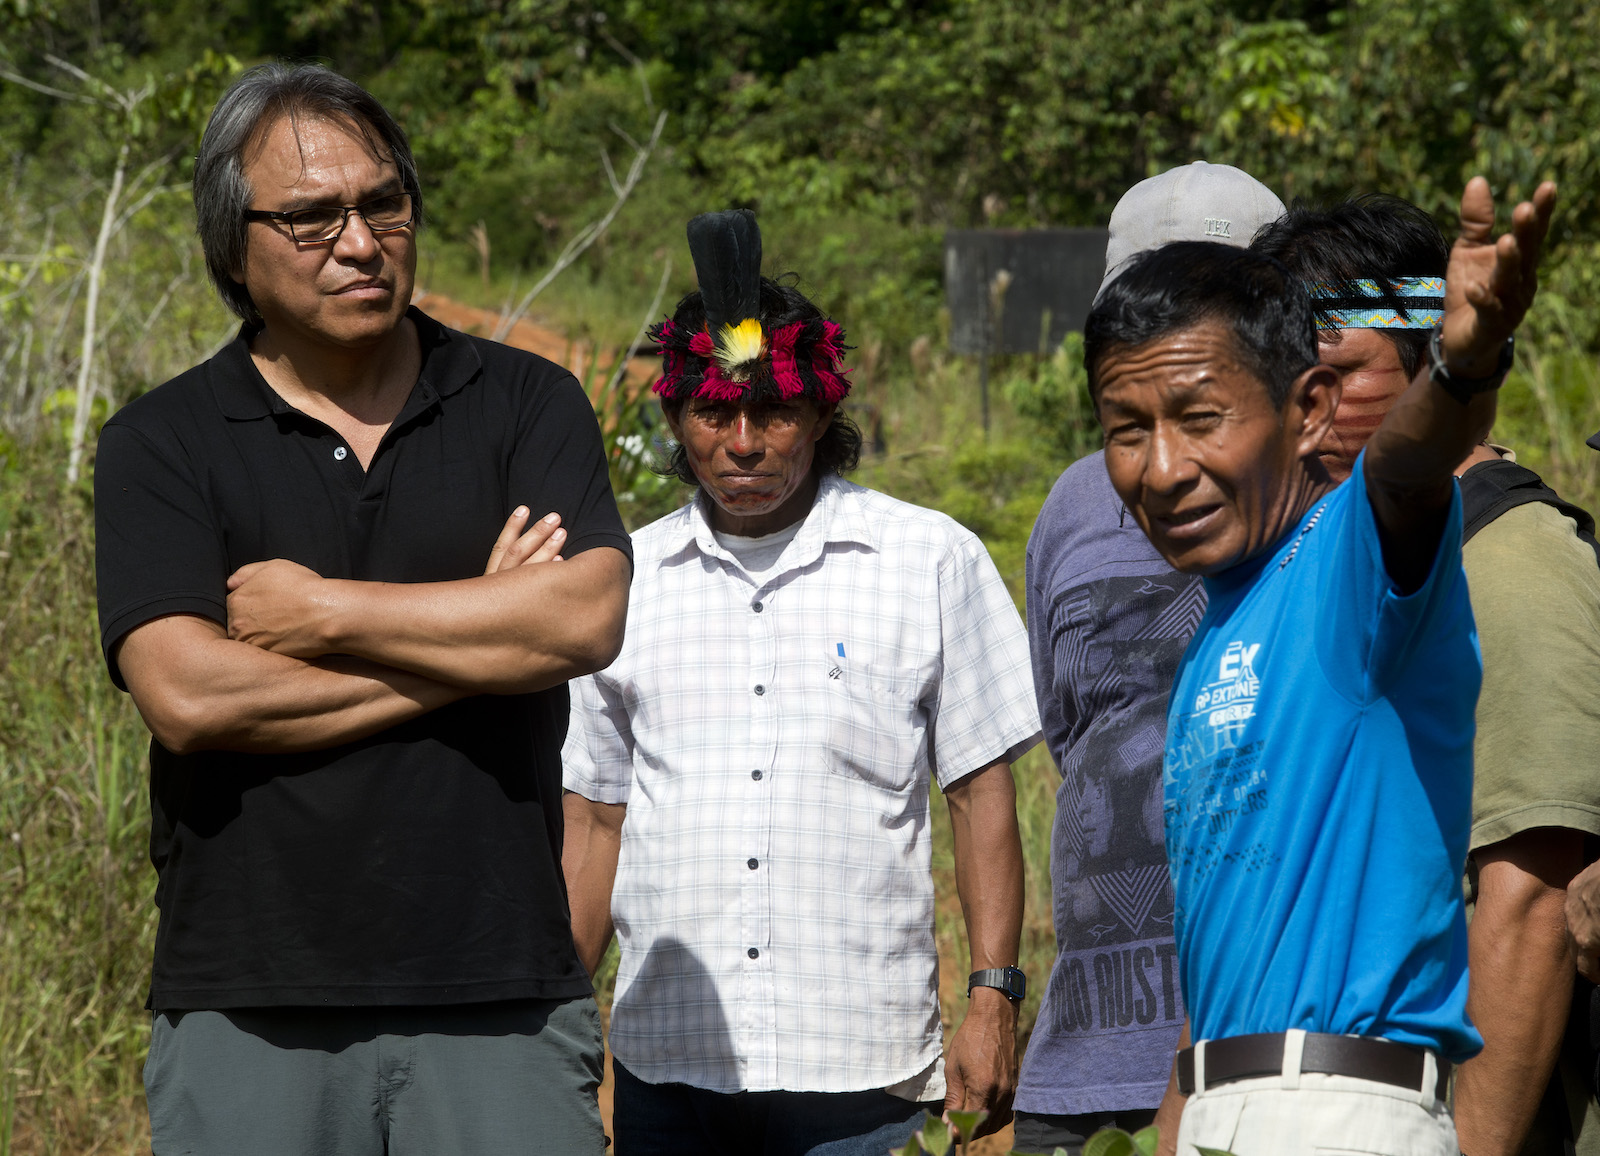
[{"xmin": 686, "ymin": 210, "xmax": 762, "ymax": 334}]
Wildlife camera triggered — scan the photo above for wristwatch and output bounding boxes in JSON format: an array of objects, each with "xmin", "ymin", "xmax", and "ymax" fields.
[
  {"xmin": 1429, "ymin": 324, "xmax": 1514, "ymax": 405},
  {"xmin": 968, "ymin": 966, "xmax": 1027, "ymax": 1004}
]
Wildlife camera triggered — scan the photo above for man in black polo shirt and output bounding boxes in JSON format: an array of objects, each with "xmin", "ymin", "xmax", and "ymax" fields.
[{"xmin": 93, "ymin": 63, "xmax": 631, "ymax": 1154}]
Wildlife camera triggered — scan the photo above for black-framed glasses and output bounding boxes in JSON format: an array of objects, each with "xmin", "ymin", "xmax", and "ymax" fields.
[{"xmin": 243, "ymin": 193, "xmax": 414, "ymax": 244}]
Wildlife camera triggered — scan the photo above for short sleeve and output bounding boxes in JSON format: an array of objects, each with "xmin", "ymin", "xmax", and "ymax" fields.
[
  {"xmin": 562, "ymin": 672, "xmax": 637, "ymax": 804},
  {"xmin": 94, "ymin": 420, "xmax": 229, "ymax": 690},
  {"xmin": 1313, "ymin": 451, "xmax": 1469, "ymax": 703},
  {"xmin": 928, "ymin": 533, "xmax": 1043, "ymax": 788},
  {"xmin": 508, "ymin": 370, "xmax": 633, "ymax": 566},
  {"xmin": 1465, "ymin": 501, "xmax": 1600, "ymax": 848}
]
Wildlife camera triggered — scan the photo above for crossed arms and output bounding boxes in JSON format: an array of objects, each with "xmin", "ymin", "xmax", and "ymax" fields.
[{"xmin": 117, "ymin": 509, "xmax": 629, "ymax": 755}]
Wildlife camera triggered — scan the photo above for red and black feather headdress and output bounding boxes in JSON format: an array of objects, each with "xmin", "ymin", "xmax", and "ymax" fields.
[{"xmin": 649, "ymin": 210, "xmax": 851, "ymax": 404}]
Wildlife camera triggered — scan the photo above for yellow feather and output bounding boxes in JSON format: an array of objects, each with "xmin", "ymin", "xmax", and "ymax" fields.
[{"xmin": 715, "ymin": 318, "xmax": 767, "ymax": 379}]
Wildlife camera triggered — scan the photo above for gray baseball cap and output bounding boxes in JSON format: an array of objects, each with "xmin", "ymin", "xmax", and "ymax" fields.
[{"xmin": 1099, "ymin": 161, "xmax": 1287, "ymax": 295}]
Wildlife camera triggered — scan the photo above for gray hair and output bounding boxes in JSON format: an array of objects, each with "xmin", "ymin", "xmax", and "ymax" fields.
[{"xmin": 193, "ymin": 63, "xmax": 425, "ymax": 324}]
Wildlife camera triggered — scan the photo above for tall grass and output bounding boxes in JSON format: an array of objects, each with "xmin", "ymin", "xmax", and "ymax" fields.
[{"xmin": 0, "ymin": 454, "xmax": 155, "ymax": 1156}]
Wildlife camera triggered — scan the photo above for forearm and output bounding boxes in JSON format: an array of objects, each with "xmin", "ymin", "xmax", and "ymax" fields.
[
  {"xmin": 1363, "ymin": 369, "xmax": 1497, "ymax": 591},
  {"xmin": 946, "ymin": 761, "xmax": 1025, "ymax": 973},
  {"xmin": 122, "ymin": 621, "xmax": 466, "ymax": 755},
  {"xmin": 1365, "ymin": 366, "xmax": 1498, "ymax": 500},
  {"xmin": 1153, "ymin": 1019, "xmax": 1190, "ymax": 1156},
  {"xmin": 1456, "ymin": 831, "xmax": 1584, "ymax": 1156},
  {"xmin": 561, "ymin": 792, "xmax": 625, "ymax": 977},
  {"xmin": 244, "ymin": 547, "xmax": 630, "ymax": 693}
]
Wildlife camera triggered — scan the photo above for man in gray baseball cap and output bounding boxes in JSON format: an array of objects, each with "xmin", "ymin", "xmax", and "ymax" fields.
[{"xmin": 1013, "ymin": 162, "xmax": 1284, "ymax": 1156}]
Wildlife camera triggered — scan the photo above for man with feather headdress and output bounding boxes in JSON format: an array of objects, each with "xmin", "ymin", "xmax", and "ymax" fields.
[{"xmin": 561, "ymin": 210, "xmax": 1042, "ymax": 1154}]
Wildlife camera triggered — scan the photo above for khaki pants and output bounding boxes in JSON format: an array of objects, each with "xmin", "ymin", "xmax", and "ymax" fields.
[{"xmin": 1177, "ymin": 1036, "xmax": 1456, "ymax": 1156}]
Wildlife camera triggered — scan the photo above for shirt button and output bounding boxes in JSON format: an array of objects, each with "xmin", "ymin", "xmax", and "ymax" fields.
[
  {"xmin": 747, "ymin": 858, "xmax": 759, "ymax": 870},
  {"xmin": 333, "ymin": 446, "xmax": 348, "ymax": 461},
  {"xmin": 747, "ymin": 948, "xmax": 759, "ymax": 959},
  {"xmin": 751, "ymin": 770, "xmax": 763, "ymax": 781},
  {"xmin": 754, "ymin": 684, "xmax": 765, "ymax": 696},
  {"xmin": 752, "ymin": 600, "xmax": 764, "ymax": 613}
]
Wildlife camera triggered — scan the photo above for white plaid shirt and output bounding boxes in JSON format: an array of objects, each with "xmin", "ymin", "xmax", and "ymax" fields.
[{"xmin": 563, "ymin": 475, "xmax": 1041, "ymax": 1094}]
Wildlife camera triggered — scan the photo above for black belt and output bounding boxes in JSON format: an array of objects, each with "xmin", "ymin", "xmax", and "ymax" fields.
[{"xmin": 1176, "ymin": 1032, "xmax": 1450, "ymax": 1099}]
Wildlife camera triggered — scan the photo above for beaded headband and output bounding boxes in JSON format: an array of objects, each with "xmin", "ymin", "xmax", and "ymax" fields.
[{"xmin": 1307, "ymin": 276, "xmax": 1445, "ymax": 330}]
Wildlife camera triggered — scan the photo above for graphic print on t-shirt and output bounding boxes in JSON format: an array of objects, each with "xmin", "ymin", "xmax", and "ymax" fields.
[
  {"xmin": 1042, "ymin": 573, "xmax": 1206, "ymax": 1039},
  {"xmin": 1165, "ymin": 637, "xmax": 1275, "ymax": 898}
]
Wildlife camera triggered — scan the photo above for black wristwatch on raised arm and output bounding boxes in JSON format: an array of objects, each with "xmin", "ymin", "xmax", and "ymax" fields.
[
  {"xmin": 1429, "ymin": 324, "xmax": 1514, "ymax": 405},
  {"xmin": 968, "ymin": 966, "xmax": 1027, "ymax": 1005}
]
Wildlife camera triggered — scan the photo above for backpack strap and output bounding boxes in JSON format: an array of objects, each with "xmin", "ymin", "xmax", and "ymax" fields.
[{"xmin": 1459, "ymin": 458, "xmax": 1600, "ymax": 566}]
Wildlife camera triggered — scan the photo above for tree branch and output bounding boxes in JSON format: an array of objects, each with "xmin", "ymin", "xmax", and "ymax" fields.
[{"xmin": 491, "ymin": 109, "xmax": 668, "ymax": 343}]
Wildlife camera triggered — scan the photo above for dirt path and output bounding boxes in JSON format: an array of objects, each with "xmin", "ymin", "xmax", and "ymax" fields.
[{"xmin": 413, "ymin": 289, "xmax": 657, "ymax": 390}]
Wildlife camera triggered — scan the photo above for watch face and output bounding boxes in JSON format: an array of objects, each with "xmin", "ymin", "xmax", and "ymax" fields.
[{"xmin": 1004, "ymin": 967, "xmax": 1027, "ymax": 1000}]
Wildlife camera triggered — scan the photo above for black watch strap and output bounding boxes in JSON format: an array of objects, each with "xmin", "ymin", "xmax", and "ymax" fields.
[
  {"xmin": 968, "ymin": 966, "xmax": 1026, "ymax": 1003},
  {"xmin": 1429, "ymin": 325, "xmax": 1514, "ymax": 404}
]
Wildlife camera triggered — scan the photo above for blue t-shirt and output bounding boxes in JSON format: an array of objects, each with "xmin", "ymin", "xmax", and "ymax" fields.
[{"xmin": 1164, "ymin": 452, "xmax": 1484, "ymax": 1062}]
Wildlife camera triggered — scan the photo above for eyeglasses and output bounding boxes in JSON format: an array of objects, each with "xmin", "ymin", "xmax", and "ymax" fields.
[{"xmin": 243, "ymin": 193, "xmax": 415, "ymax": 244}]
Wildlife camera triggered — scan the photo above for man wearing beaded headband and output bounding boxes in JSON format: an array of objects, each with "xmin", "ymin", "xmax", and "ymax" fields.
[
  {"xmin": 1254, "ymin": 195, "xmax": 1600, "ymax": 1156},
  {"xmin": 1253, "ymin": 195, "xmax": 1450, "ymax": 485},
  {"xmin": 561, "ymin": 210, "xmax": 1042, "ymax": 1154}
]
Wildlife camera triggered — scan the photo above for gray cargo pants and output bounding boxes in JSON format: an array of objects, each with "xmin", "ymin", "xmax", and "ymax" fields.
[{"xmin": 145, "ymin": 996, "xmax": 606, "ymax": 1156}]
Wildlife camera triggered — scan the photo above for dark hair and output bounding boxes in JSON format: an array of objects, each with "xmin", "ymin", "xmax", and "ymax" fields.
[
  {"xmin": 656, "ymin": 274, "xmax": 863, "ymax": 485},
  {"xmin": 193, "ymin": 62, "xmax": 424, "ymax": 324},
  {"xmin": 1249, "ymin": 194, "xmax": 1448, "ymax": 378},
  {"xmin": 1085, "ymin": 241, "xmax": 1317, "ymax": 409}
]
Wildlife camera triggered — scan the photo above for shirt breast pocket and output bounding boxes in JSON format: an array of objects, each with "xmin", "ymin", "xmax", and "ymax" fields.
[{"xmin": 821, "ymin": 652, "xmax": 923, "ymax": 791}]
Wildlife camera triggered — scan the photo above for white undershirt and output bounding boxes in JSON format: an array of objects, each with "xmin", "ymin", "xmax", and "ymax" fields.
[{"xmin": 710, "ymin": 520, "xmax": 804, "ymax": 578}]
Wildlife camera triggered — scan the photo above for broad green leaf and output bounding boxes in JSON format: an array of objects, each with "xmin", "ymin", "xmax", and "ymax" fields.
[
  {"xmin": 888, "ymin": 1139, "xmax": 923, "ymax": 1156},
  {"xmin": 946, "ymin": 1109, "xmax": 987, "ymax": 1146},
  {"xmin": 1131, "ymin": 1125, "xmax": 1160, "ymax": 1156},
  {"xmin": 1082, "ymin": 1128, "xmax": 1136, "ymax": 1156},
  {"xmin": 917, "ymin": 1112, "xmax": 953, "ymax": 1156},
  {"xmin": 1193, "ymin": 1148, "xmax": 1240, "ymax": 1156}
]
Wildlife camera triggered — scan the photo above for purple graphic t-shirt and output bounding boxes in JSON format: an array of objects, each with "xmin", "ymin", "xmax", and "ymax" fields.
[{"xmin": 1016, "ymin": 451, "xmax": 1207, "ymax": 1116}]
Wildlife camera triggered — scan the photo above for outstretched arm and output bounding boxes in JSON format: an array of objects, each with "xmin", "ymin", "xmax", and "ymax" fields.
[
  {"xmin": 1363, "ymin": 177, "xmax": 1556, "ymax": 591},
  {"xmin": 943, "ymin": 759, "xmax": 1025, "ymax": 1137}
]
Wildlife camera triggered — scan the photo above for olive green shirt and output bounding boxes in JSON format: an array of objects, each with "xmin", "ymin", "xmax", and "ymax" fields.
[
  {"xmin": 1460, "ymin": 494, "xmax": 1600, "ymax": 1156},
  {"xmin": 1464, "ymin": 498, "xmax": 1600, "ymax": 853}
]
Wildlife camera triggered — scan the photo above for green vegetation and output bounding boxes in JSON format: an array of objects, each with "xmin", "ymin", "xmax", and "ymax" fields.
[{"xmin": 3, "ymin": 0, "xmax": 1600, "ymax": 1151}]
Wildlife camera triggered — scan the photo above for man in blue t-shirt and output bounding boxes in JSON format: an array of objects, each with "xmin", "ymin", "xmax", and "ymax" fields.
[
  {"xmin": 1085, "ymin": 175, "xmax": 1556, "ymax": 1156},
  {"xmin": 1015, "ymin": 161, "xmax": 1284, "ymax": 1156}
]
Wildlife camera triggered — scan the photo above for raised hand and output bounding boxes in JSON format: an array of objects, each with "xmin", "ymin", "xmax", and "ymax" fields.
[
  {"xmin": 1440, "ymin": 177, "xmax": 1557, "ymax": 377},
  {"xmin": 484, "ymin": 508, "xmax": 566, "ymax": 575}
]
